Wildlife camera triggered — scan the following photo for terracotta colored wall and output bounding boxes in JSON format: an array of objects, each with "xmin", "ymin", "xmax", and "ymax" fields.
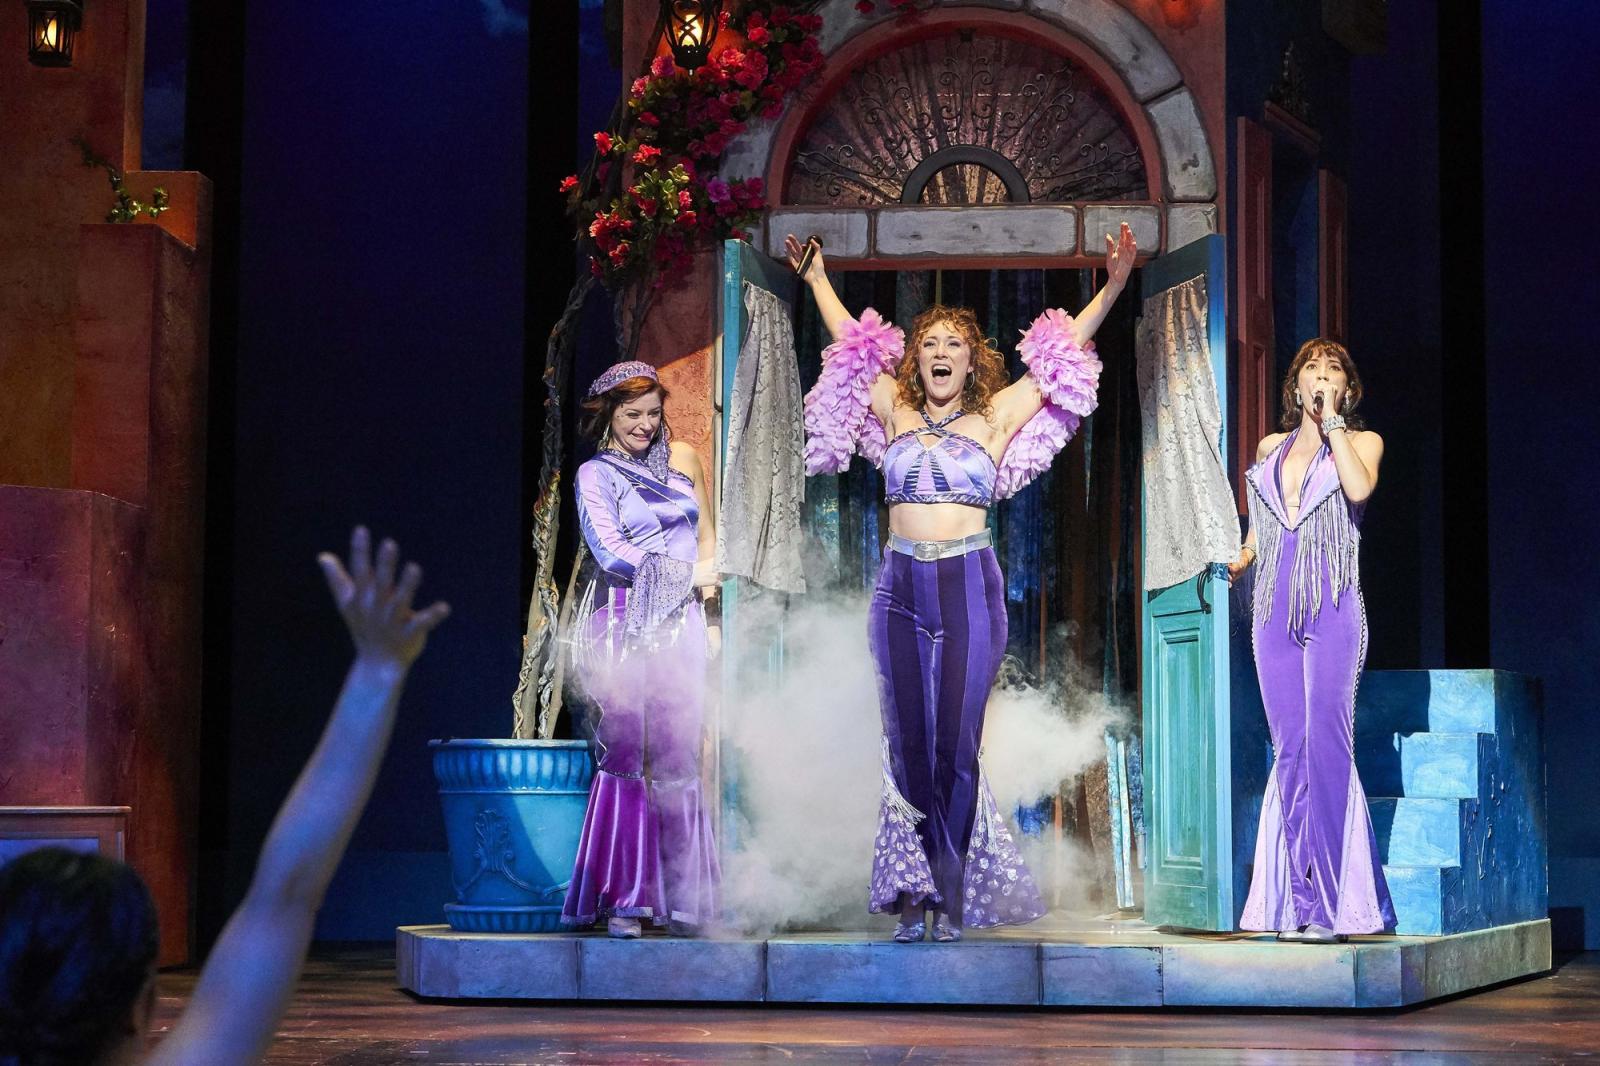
[
  {"xmin": 618, "ymin": 8, "xmax": 721, "ymax": 474},
  {"xmin": 1116, "ymin": 0, "xmax": 1227, "ymax": 220},
  {"xmin": 71, "ymin": 223, "xmax": 212, "ymax": 964},
  {"xmin": 0, "ymin": 0, "xmax": 146, "ymax": 486},
  {"xmin": 634, "ymin": 255, "xmax": 718, "ymax": 474},
  {"xmin": 0, "ymin": 489, "xmax": 142, "ymax": 802},
  {"xmin": 0, "ymin": 0, "xmax": 212, "ymax": 965}
]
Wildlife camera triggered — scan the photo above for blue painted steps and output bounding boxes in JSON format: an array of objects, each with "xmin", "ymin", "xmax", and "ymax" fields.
[{"xmin": 1355, "ymin": 670, "xmax": 1546, "ymax": 936}]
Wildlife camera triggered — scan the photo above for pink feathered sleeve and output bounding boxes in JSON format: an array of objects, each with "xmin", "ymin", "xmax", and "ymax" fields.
[
  {"xmin": 801, "ymin": 308, "xmax": 904, "ymax": 474},
  {"xmin": 994, "ymin": 308, "xmax": 1103, "ymax": 500}
]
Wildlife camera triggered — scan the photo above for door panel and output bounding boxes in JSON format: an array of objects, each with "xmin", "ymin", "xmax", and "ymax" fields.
[
  {"xmin": 1139, "ymin": 234, "xmax": 1235, "ymax": 930},
  {"xmin": 1235, "ymin": 117, "xmax": 1274, "ymax": 515}
]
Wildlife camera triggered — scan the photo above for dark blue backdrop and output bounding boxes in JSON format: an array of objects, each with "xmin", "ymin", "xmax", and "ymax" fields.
[{"xmin": 1481, "ymin": 0, "xmax": 1600, "ymax": 948}]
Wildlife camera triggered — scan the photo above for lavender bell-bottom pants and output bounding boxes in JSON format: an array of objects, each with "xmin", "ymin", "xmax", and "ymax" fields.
[
  {"xmin": 562, "ymin": 593, "xmax": 721, "ymax": 928},
  {"xmin": 1241, "ymin": 537, "xmax": 1396, "ymax": 935},
  {"xmin": 867, "ymin": 544, "xmax": 1045, "ymax": 929}
]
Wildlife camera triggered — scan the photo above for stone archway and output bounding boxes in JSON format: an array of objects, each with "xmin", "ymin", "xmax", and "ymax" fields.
[{"xmin": 721, "ymin": 0, "xmax": 1217, "ymax": 265}]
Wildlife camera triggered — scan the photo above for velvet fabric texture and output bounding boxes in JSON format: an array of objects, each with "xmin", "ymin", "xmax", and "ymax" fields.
[
  {"xmin": 1239, "ymin": 433, "xmax": 1396, "ymax": 934},
  {"xmin": 866, "ymin": 543, "xmax": 1046, "ymax": 928},
  {"xmin": 563, "ymin": 454, "xmax": 720, "ymax": 929}
]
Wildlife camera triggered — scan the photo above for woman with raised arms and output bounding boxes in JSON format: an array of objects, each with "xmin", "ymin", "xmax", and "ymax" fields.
[{"xmin": 791, "ymin": 224, "xmax": 1136, "ymax": 942}]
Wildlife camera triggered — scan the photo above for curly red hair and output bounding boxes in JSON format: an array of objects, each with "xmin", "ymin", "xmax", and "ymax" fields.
[{"xmin": 894, "ymin": 305, "xmax": 1009, "ymax": 418}]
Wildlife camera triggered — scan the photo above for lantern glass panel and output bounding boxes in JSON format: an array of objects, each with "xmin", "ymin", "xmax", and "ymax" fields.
[
  {"xmin": 27, "ymin": 2, "xmax": 81, "ymax": 67},
  {"xmin": 664, "ymin": 0, "xmax": 721, "ymax": 70}
]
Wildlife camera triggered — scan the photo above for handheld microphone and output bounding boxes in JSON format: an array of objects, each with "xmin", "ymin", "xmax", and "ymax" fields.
[
  {"xmin": 794, "ymin": 234, "xmax": 823, "ymax": 278},
  {"xmin": 1312, "ymin": 392, "xmax": 1324, "ymax": 417}
]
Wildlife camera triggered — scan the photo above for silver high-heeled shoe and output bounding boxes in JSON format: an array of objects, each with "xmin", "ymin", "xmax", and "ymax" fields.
[{"xmin": 893, "ymin": 917, "xmax": 926, "ymax": 943}]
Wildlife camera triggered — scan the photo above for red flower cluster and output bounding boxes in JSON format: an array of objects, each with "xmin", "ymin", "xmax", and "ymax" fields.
[{"xmin": 565, "ymin": 3, "xmax": 825, "ymax": 289}]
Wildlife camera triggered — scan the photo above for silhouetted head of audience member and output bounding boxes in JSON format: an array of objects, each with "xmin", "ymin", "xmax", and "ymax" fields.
[{"xmin": 0, "ymin": 847, "xmax": 159, "ymax": 1066}]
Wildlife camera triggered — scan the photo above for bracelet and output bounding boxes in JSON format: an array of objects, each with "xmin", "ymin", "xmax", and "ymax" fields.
[
  {"xmin": 1239, "ymin": 543, "xmax": 1257, "ymax": 564},
  {"xmin": 1321, "ymin": 413, "xmax": 1347, "ymax": 435}
]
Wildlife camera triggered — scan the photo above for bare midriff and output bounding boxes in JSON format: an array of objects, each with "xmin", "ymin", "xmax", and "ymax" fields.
[{"xmin": 887, "ymin": 500, "xmax": 990, "ymax": 541}]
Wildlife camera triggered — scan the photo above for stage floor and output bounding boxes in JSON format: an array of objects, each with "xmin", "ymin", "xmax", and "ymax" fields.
[{"xmin": 397, "ymin": 915, "xmax": 1550, "ymax": 1009}]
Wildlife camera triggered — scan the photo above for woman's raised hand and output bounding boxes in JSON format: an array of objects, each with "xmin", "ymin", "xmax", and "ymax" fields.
[
  {"xmin": 1104, "ymin": 221, "xmax": 1137, "ymax": 287},
  {"xmin": 318, "ymin": 526, "xmax": 451, "ymax": 668},
  {"xmin": 784, "ymin": 232, "xmax": 826, "ymax": 285}
]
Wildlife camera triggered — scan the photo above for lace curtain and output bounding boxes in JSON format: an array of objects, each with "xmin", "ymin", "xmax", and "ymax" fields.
[
  {"xmin": 1135, "ymin": 274, "xmax": 1239, "ymax": 591},
  {"xmin": 716, "ymin": 282, "xmax": 807, "ymax": 594}
]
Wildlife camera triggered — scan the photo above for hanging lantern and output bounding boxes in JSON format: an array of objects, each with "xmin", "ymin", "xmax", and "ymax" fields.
[
  {"xmin": 26, "ymin": 0, "xmax": 82, "ymax": 67},
  {"xmin": 662, "ymin": 0, "xmax": 723, "ymax": 71}
]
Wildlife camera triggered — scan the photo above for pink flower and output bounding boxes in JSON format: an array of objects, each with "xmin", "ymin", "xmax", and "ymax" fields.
[
  {"xmin": 632, "ymin": 144, "xmax": 662, "ymax": 165},
  {"xmin": 638, "ymin": 111, "xmax": 660, "ymax": 127},
  {"xmin": 716, "ymin": 47, "xmax": 747, "ymax": 71},
  {"xmin": 855, "ymin": 0, "xmax": 874, "ymax": 12},
  {"xmin": 705, "ymin": 178, "xmax": 732, "ymax": 203},
  {"xmin": 677, "ymin": 209, "xmax": 698, "ymax": 228},
  {"xmin": 559, "ymin": 175, "xmax": 578, "ymax": 193},
  {"xmin": 594, "ymin": 131, "xmax": 613, "ymax": 154},
  {"xmin": 651, "ymin": 54, "xmax": 675, "ymax": 78},
  {"xmin": 631, "ymin": 77, "xmax": 650, "ymax": 98},
  {"xmin": 747, "ymin": 25, "xmax": 770, "ymax": 46},
  {"xmin": 677, "ymin": 189, "xmax": 693, "ymax": 209}
]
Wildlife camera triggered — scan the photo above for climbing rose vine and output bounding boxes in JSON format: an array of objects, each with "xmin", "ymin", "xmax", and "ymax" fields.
[{"xmin": 562, "ymin": 4, "xmax": 825, "ymax": 289}]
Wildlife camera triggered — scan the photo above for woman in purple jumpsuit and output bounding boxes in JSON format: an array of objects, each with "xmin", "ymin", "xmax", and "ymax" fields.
[
  {"xmin": 561, "ymin": 362, "xmax": 722, "ymax": 939},
  {"xmin": 790, "ymin": 226, "xmax": 1137, "ymax": 942},
  {"xmin": 1232, "ymin": 338, "xmax": 1397, "ymax": 941}
]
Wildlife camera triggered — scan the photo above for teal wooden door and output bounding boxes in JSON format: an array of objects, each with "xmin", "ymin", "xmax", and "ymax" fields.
[
  {"xmin": 1140, "ymin": 234, "xmax": 1235, "ymax": 930},
  {"xmin": 714, "ymin": 238, "xmax": 798, "ymax": 848}
]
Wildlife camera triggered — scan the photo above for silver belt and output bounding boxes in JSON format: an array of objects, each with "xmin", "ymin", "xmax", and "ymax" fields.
[{"xmin": 888, "ymin": 529, "xmax": 993, "ymax": 561}]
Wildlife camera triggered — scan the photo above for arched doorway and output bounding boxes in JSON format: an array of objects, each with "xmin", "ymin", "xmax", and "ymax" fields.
[{"xmin": 719, "ymin": 2, "xmax": 1239, "ymax": 929}]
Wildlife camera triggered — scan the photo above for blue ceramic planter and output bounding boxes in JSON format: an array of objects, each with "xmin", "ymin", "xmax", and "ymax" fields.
[{"xmin": 431, "ymin": 738, "xmax": 594, "ymax": 933}]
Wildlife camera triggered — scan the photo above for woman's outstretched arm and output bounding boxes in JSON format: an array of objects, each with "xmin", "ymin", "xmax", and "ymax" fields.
[
  {"xmin": 1066, "ymin": 222, "xmax": 1138, "ymax": 347},
  {"xmin": 146, "ymin": 528, "xmax": 449, "ymax": 1066},
  {"xmin": 788, "ymin": 232, "xmax": 900, "ymax": 447},
  {"xmin": 785, "ymin": 233, "xmax": 853, "ymax": 341},
  {"xmin": 991, "ymin": 222, "xmax": 1137, "ymax": 437}
]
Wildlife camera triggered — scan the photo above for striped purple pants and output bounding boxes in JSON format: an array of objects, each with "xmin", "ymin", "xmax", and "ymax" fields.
[{"xmin": 868, "ymin": 544, "xmax": 1007, "ymax": 926}]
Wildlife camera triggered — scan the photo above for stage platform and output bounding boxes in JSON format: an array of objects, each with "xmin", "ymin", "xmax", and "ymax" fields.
[{"xmin": 396, "ymin": 915, "xmax": 1550, "ymax": 1009}]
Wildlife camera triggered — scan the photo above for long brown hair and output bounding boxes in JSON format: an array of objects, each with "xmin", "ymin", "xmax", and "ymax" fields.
[
  {"xmin": 1278, "ymin": 337, "xmax": 1366, "ymax": 431},
  {"xmin": 895, "ymin": 305, "xmax": 1009, "ymax": 418},
  {"xmin": 579, "ymin": 376, "xmax": 670, "ymax": 442}
]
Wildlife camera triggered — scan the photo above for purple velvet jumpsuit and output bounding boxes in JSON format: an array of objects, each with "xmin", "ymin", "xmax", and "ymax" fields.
[
  {"xmin": 1240, "ymin": 429, "xmax": 1396, "ymax": 934},
  {"xmin": 800, "ymin": 307, "xmax": 1103, "ymax": 931},
  {"xmin": 560, "ymin": 450, "xmax": 720, "ymax": 929}
]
